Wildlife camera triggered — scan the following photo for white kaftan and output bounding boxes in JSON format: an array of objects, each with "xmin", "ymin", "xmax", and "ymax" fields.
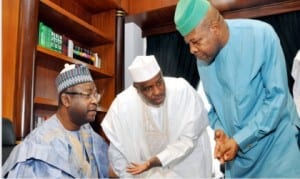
[{"xmin": 102, "ymin": 77, "xmax": 212, "ymax": 178}]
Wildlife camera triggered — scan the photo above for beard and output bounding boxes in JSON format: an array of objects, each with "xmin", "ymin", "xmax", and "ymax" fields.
[{"xmin": 68, "ymin": 108, "xmax": 90, "ymax": 127}]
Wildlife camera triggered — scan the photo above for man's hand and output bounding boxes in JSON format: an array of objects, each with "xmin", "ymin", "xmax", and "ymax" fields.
[
  {"xmin": 126, "ymin": 161, "xmax": 150, "ymax": 175},
  {"xmin": 214, "ymin": 129, "xmax": 239, "ymax": 164},
  {"xmin": 214, "ymin": 129, "xmax": 227, "ymax": 163},
  {"xmin": 221, "ymin": 138, "xmax": 239, "ymax": 162},
  {"xmin": 126, "ymin": 157, "xmax": 161, "ymax": 175}
]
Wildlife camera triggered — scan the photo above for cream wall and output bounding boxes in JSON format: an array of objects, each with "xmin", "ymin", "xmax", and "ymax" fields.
[{"xmin": 124, "ymin": 22, "xmax": 145, "ymax": 88}]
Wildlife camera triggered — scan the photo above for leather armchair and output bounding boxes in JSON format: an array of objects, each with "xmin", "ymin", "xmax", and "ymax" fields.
[{"xmin": 2, "ymin": 118, "xmax": 16, "ymax": 165}]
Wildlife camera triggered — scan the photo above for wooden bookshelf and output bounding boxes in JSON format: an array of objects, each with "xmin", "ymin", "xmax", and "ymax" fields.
[
  {"xmin": 9, "ymin": 0, "xmax": 119, "ymax": 139},
  {"xmin": 36, "ymin": 46, "xmax": 113, "ymax": 78},
  {"xmin": 34, "ymin": 96, "xmax": 58, "ymax": 110},
  {"xmin": 34, "ymin": 0, "xmax": 118, "ymax": 133},
  {"xmin": 39, "ymin": 0, "xmax": 113, "ymax": 46}
]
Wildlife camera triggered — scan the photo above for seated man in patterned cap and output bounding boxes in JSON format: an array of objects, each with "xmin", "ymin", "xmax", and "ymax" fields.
[
  {"xmin": 102, "ymin": 55, "xmax": 212, "ymax": 178},
  {"xmin": 2, "ymin": 64, "xmax": 109, "ymax": 178}
]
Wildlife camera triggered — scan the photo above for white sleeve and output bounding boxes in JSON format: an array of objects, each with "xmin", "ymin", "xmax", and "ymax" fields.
[{"xmin": 157, "ymin": 79, "xmax": 209, "ymax": 167}]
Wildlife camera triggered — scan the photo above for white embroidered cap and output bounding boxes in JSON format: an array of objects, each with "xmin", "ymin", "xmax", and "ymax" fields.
[{"xmin": 128, "ymin": 55, "xmax": 161, "ymax": 83}]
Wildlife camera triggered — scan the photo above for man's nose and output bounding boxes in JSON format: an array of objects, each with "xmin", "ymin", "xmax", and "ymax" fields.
[
  {"xmin": 152, "ymin": 86, "xmax": 161, "ymax": 95},
  {"xmin": 189, "ymin": 44, "xmax": 198, "ymax": 54}
]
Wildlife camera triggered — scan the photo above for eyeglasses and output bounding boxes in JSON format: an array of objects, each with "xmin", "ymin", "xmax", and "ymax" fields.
[{"xmin": 64, "ymin": 91, "xmax": 101, "ymax": 102}]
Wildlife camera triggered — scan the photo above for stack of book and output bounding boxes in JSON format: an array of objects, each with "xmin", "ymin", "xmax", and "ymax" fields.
[
  {"xmin": 38, "ymin": 22, "xmax": 62, "ymax": 53},
  {"xmin": 72, "ymin": 44, "xmax": 95, "ymax": 65},
  {"xmin": 38, "ymin": 21, "xmax": 101, "ymax": 67}
]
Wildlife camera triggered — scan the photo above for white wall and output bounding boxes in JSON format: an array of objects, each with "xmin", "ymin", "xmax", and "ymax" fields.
[{"xmin": 124, "ymin": 22, "xmax": 145, "ymax": 88}]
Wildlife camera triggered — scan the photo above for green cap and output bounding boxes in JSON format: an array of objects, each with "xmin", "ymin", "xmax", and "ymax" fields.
[{"xmin": 174, "ymin": 0, "xmax": 210, "ymax": 36}]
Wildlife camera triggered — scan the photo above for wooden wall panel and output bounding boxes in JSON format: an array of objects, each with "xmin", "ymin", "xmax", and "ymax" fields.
[
  {"xmin": 120, "ymin": 0, "xmax": 129, "ymax": 13},
  {"xmin": 128, "ymin": 0, "xmax": 177, "ymax": 15},
  {"xmin": 2, "ymin": 0, "xmax": 20, "ymax": 121},
  {"xmin": 125, "ymin": 0, "xmax": 300, "ymax": 37},
  {"xmin": 221, "ymin": 0, "xmax": 300, "ymax": 19},
  {"xmin": 49, "ymin": 0, "xmax": 92, "ymax": 23}
]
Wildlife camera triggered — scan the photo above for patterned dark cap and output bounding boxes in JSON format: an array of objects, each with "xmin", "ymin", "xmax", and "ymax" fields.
[{"xmin": 55, "ymin": 63, "xmax": 93, "ymax": 94}]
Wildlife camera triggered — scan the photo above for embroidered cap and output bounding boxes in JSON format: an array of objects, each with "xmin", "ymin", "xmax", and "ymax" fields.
[
  {"xmin": 56, "ymin": 63, "xmax": 93, "ymax": 94},
  {"xmin": 128, "ymin": 55, "xmax": 161, "ymax": 83},
  {"xmin": 174, "ymin": 0, "xmax": 210, "ymax": 36}
]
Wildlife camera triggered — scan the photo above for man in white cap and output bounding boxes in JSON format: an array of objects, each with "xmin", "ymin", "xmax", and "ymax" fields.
[
  {"xmin": 101, "ymin": 55, "xmax": 212, "ymax": 178},
  {"xmin": 3, "ymin": 63, "xmax": 110, "ymax": 178},
  {"xmin": 174, "ymin": 0, "xmax": 300, "ymax": 178}
]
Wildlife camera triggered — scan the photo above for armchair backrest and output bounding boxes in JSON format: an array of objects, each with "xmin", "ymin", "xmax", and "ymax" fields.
[{"xmin": 2, "ymin": 117, "xmax": 16, "ymax": 164}]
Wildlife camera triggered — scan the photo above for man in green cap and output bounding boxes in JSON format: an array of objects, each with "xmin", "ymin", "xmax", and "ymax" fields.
[{"xmin": 175, "ymin": 0, "xmax": 300, "ymax": 178}]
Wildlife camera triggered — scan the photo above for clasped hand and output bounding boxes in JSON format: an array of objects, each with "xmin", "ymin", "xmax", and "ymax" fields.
[{"xmin": 214, "ymin": 129, "xmax": 239, "ymax": 164}]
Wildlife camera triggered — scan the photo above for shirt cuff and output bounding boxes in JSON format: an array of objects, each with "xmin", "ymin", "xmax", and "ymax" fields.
[{"xmin": 233, "ymin": 126, "xmax": 258, "ymax": 153}]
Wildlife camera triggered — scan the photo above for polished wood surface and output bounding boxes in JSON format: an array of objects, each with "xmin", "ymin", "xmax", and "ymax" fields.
[
  {"xmin": 116, "ymin": 10, "xmax": 125, "ymax": 94},
  {"xmin": 39, "ymin": 0, "xmax": 113, "ymax": 46},
  {"xmin": 126, "ymin": 5, "xmax": 176, "ymax": 37},
  {"xmin": 2, "ymin": 0, "xmax": 20, "ymax": 123},
  {"xmin": 13, "ymin": 0, "xmax": 39, "ymax": 139},
  {"xmin": 73, "ymin": 0, "xmax": 121, "ymax": 13},
  {"xmin": 128, "ymin": 0, "xmax": 177, "ymax": 15},
  {"xmin": 91, "ymin": 9, "xmax": 117, "ymax": 107},
  {"xmin": 221, "ymin": 0, "xmax": 300, "ymax": 18},
  {"xmin": 212, "ymin": 0, "xmax": 284, "ymax": 12},
  {"xmin": 125, "ymin": 0, "xmax": 300, "ymax": 37},
  {"xmin": 36, "ymin": 46, "xmax": 113, "ymax": 78}
]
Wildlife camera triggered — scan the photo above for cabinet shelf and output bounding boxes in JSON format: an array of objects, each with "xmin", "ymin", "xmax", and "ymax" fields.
[
  {"xmin": 77, "ymin": 0, "xmax": 121, "ymax": 14},
  {"xmin": 39, "ymin": 0, "xmax": 113, "ymax": 46},
  {"xmin": 34, "ymin": 96, "xmax": 58, "ymax": 110},
  {"xmin": 36, "ymin": 46, "xmax": 113, "ymax": 79}
]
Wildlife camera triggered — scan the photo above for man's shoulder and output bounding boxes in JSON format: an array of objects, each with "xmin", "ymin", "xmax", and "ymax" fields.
[
  {"xmin": 116, "ymin": 85, "xmax": 139, "ymax": 100},
  {"xmin": 164, "ymin": 76, "xmax": 185, "ymax": 82},
  {"xmin": 2, "ymin": 127, "xmax": 69, "ymax": 175},
  {"xmin": 22, "ymin": 117, "xmax": 67, "ymax": 150},
  {"xmin": 164, "ymin": 77, "xmax": 195, "ymax": 95},
  {"xmin": 26, "ymin": 116, "xmax": 64, "ymax": 141},
  {"xmin": 164, "ymin": 77, "xmax": 189, "ymax": 87},
  {"xmin": 226, "ymin": 19, "xmax": 273, "ymax": 31}
]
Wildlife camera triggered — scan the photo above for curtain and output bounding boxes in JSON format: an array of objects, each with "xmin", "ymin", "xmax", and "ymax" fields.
[
  {"xmin": 257, "ymin": 10, "xmax": 300, "ymax": 92},
  {"xmin": 146, "ymin": 31, "xmax": 200, "ymax": 89}
]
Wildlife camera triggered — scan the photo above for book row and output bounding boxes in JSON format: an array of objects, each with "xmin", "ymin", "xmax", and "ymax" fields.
[{"xmin": 38, "ymin": 22, "xmax": 101, "ymax": 68}]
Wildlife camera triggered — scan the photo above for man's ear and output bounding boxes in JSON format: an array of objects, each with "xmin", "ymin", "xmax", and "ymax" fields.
[
  {"xmin": 133, "ymin": 83, "xmax": 141, "ymax": 93},
  {"xmin": 61, "ymin": 93, "xmax": 71, "ymax": 107},
  {"xmin": 209, "ymin": 20, "xmax": 219, "ymax": 34}
]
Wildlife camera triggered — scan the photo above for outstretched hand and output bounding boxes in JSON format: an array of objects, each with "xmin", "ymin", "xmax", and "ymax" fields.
[
  {"xmin": 214, "ymin": 129, "xmax": 239, "ymax": 164},
  {"xmin": 126, "ymin": 161, "xmax": 150, "ymax": 175}
]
